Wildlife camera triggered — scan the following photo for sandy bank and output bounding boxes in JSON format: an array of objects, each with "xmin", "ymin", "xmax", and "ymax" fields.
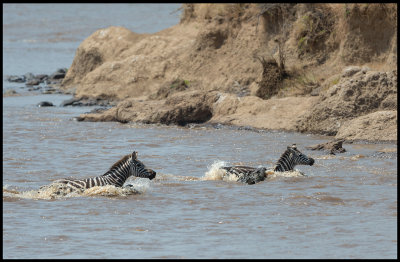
[{"xmin": 61, "ymin": 4, "xmax": 397, "ymax": 142}]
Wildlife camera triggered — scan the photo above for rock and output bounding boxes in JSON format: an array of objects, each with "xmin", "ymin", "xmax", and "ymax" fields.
[
  {"xmin": 55, "ymin": 4, "xmax": 397, "ymax": 142},
  {"xmin": 361, "ymin": 66, "xmax": 370, "ymax": 73},
  {"xmin": 60, "ymin": 97, "xmax": 82, "ymax": 107},
  {"xmin": 297, "ymin": 69, "xmax": 397, "ymax": 136},
  {"xmin": 36, "ymin": 74, "xmax": 48, "ymax": 80},
  {"xmin": 342, "ymin": 66, "xmax": 361, "ymax": 77},
  {"xmin": 25, "ymin": 73, "xmax": 50, "ymax": 86},
  {"xmin": 27, "ymin": 86, "xmax": 41, "ymax": 91},
  {"xmin": 310, "ymin": 86, "xmax": 322, "ymax": 96},
  {"xmin": 6, "ymin": 75, "xmax": 25, "ymax": 83},
  {"xmin": 78, "ymin": 90, "xmax": 319, "ymax": 132},
  {"xmin": 26, "ymin": 79, "xmax": 41, "ymax": 86},
  {"xmin": 55, "ymin": 68, "xmax": 68, "ymax": 74},
  {"xmin": 37, "ymin": 101, "xmax": 54, "ymax": 107},
  {"xmin": 306, "ymin": 139, "xmax": 346, "ymax": 155},
  {"xmin": 60, "ymin": 96, "xmax": 113, "ymax": 107},
  {"xmin": 150, "ymin": 79, "xmax": 190, "ymax": 100},
  {"xmin": 72, "ymin": 116, "xmax": 85, "ymax": 121},
  {"xmin": 41, "ymin": 86, "xmax": 56, "ymax": 94},
  {"xmin": 24, "ymin": 73, "xmax": 35, "ymax": 82},
  {"xmin": 3, "ymin": 89, "xmax": 19, "ymax": 96},
  {"xmin": 77, "ymin": 90, "xmax": 218, "ymax": 125},
  {"xmin": 371, "ymin": 151, "xmax": 397, "ymax": 159},
  {"xmin": 85, "ymin": 107, "xmax": 109, "ymax": 114},
  {"xmin": 50, "ymin": 68, "xmax": 67, "ymax": 80},
  {"xmin": 335, "ymin": 110, "xmax": 397, "ymax": 141},
  {"xmin": 371, "ymin": 147, "xmax": 397, "ymax": 159},
  {"xmin": 6, "ymin": 72, "xmax": 51, "ymax": 85},
  {"xmin": 153, "ymin": 90, "xmax": 216, "ymax": 126}
]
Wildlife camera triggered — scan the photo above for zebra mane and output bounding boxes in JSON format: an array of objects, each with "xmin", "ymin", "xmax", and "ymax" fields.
[
  {"xmin": 274, "ymin": 146, "xmax": 295, "ymax": 171},
  {"xmin": 278, "ymin": 145, "xmax": 297, "ymax": 160},
  {"xmin": 276, "ymin": 149, "xmax": 291, "ymax": 164},
  {"xmin": 108, "ymin": 154, "xmax": 130, "ymax": 171}
]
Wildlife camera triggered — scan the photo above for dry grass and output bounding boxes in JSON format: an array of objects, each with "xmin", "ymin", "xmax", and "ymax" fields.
[
  {"xmin": 181, "ymin": 4, "xmax": 247, "ymax": 22},
  {"xmin": 293, "ymin": 5, "xmax": 335, "ymax": 58},
  {"xmin": 278, "ymin": 65, "xmax": 319, "ymax": 97}
]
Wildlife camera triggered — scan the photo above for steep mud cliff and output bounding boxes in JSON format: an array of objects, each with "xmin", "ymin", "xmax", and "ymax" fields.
[{"xmin": 61, "ymin": 4, "xmax": 397, "ymax": 142}]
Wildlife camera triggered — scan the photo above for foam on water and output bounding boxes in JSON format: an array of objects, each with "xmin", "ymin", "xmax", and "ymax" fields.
[
  {"xmin": 266, "ymin": 169, "xmax": 307, "ymax": 179},
  {"xmin": 3, "ymin": 179, "xmax": 151, "ymax": 200},
  {"xmin": 201, "ymin": 161, "xmax": 307, "ymax": 183},
  {"xmin": 201, "ymin": 161, "xmax": 238, "ymax": 182},
  {"xmin": 152, "ymin": 172, "xmax": 201, "ymax": 181}
]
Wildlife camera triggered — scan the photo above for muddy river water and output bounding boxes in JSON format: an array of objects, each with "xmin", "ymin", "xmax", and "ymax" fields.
[
  {"xmin": 3, "ymin": 4, "xmax": 397, "ymax": 259},
  {"xmin": 3, "ymin": 93, "xmax": 397, "ymax": 258}
]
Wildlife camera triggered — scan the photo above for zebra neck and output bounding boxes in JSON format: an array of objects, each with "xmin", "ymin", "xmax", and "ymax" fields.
[
  {"xmin": 101, "ymin": 161, "xmax": 131, "ymax": 186},
  {"xmin": 274, "ymin": 153, "xmax": 294, "ymax": 172}
]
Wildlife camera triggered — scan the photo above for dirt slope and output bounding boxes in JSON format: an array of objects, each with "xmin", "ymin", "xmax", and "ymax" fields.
[{"xmin": 61, "ymin": 4, "xmax": 397, "ymax": 142}]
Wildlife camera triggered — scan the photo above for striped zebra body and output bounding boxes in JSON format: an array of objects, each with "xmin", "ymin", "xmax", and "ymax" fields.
[
  {"xmin": 53, "ymin": 151, "xmax": 156, "ymax": 191},
  {"xmin": 221, "ymin": 144, "xmax": 314, "ymax": 184},
  {"xmin": 221, "ymin": 166, "xmax": 267, "ymax": 185}
]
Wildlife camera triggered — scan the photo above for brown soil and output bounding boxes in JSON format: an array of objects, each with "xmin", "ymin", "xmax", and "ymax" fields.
[{"xmin": 61, "ymin": 4, "xmax": 397, "ymax": 142}]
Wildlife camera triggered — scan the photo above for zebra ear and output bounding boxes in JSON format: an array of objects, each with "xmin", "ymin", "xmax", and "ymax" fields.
[{"xmin": 131, "ymin": 151, "xmax": 138, "ymax": 159}]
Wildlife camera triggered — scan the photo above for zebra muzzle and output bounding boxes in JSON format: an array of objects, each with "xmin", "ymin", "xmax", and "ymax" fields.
[{"xmin": 146, "ymin": 169, "xmax": 156, "ymax": 180}]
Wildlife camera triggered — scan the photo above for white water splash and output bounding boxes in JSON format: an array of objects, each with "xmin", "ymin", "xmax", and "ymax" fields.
[
  {"xmin": 267, "ymin": 169, "xmax": 307, "ymax": 179},
  {"xmin": 201, "ymin": 160, "xmax": 240, "ymax": 182},
  {"xmin": 201, "ymin": 161, "xmax": 307, "ymax": 183},
  {"xmin": 124, "ymin": 177, "xmax": 152, "ymax": 192},
  {"xmin": 3, "ymin": 179, "xmax": 151, "ymax": 200}
]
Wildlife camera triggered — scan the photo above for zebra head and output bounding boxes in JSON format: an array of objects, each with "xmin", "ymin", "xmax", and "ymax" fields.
[
  {"xmin": 274, "ymin": 144, "xmax": 314, "ymax": 172},
  {"xmin": 129, "ymin": 151, "xmax": 156, "ymax": 180}
]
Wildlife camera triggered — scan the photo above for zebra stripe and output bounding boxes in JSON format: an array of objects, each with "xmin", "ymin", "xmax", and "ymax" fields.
[
  {"xmin": 222, "ymin": 166, "xmax": 267, "ymax": 185},
  {"xmin": 274, "ymin": 144, "xmax": 314, "ymax": 172},
  {"xmin": 54, "ymin": 151, "xmax": 156, "ymax": 190},
  {"xmin": 221, "ymin": 144, "xmax": 314, "ymax": 184}
]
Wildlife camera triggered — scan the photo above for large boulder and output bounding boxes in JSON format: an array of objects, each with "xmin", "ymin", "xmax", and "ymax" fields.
[
  {"xmin": 335, "ymin": 110, "xmax": 397, "ymax": 141},
  {"xmin": 150, "ymin": 90, "xmax": 217, "ymax": 125},
  {"xmin": 297, "ymin": 68, "xmax": 397, "ymax": 136},
  {"xmin": 211, "ymin": 94, "xmax": 319, "ymax": 131},
  {"xmin": 78, "ymin": 90, "xmax": 218, "ymax": 126}
]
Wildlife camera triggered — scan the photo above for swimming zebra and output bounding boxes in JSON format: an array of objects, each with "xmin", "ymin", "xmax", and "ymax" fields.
[
  {"xmin": 50, "ymin": 151, "xmax": 156, "ymax": 192},
  {"xmin": 221, "ymin": 144, "xmax": 314, "ymax": 184}
]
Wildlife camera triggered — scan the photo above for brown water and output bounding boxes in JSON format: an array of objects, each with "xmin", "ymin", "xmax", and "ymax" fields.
[
  {"xmin": 3, "ymin": 4, "xmax": 397, "ymax": 259},
  {"xmin": 3, "ymin": 94, "xmax": 397, "ymax": 258}
]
